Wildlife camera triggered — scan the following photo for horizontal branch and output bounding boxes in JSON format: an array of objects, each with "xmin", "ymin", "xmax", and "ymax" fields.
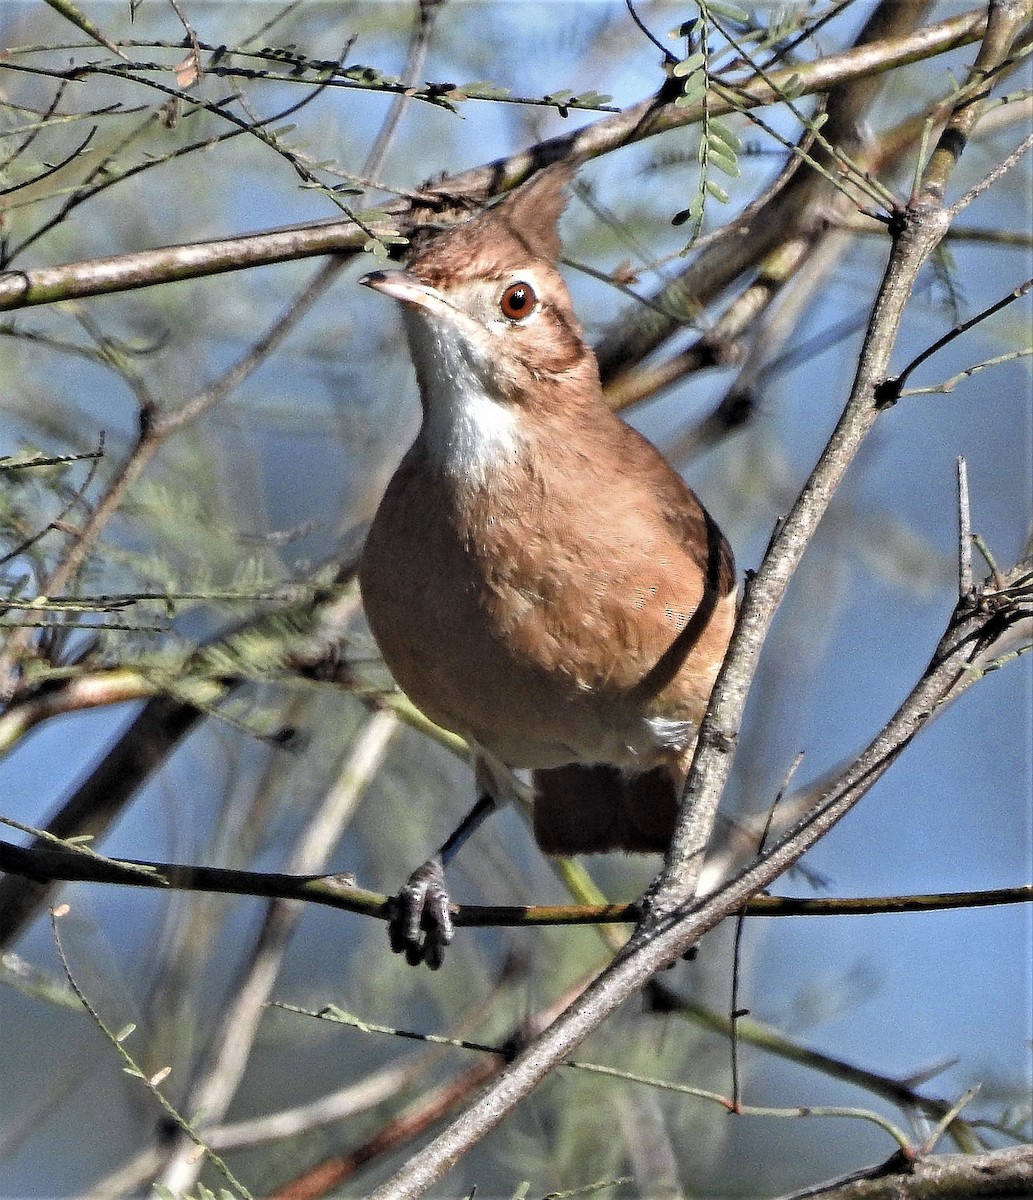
[
  {"xmin": 0, "ymin": 837, "xmax": 1027, "ymax": 927},
  {"xmin": 0, "ymin": 7, "xmax": 986, "ymax": 312},
  {"xmin": 363, "ymin": 552, "xmax": 1031, "ymax": 1194}
]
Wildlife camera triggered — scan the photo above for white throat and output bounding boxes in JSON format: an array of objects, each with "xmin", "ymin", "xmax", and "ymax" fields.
[{"xmin": 403, "ymin": 307, "xmax": 523, "ymax": 486}]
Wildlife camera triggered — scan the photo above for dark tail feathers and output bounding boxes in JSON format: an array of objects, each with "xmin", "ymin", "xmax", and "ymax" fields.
[{"xmin": 532, "ymin": 762, "xmax": 681, "ymax": 854}]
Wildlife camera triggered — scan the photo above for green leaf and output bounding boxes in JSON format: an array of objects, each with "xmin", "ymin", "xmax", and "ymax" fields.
[
  {"xmin": 344, "ymin": 65, "xmax": 400, "ymax": 87},
  {"xmin": 709, "ymin": 118, "xmax": 742, "ymax": 151},
  {"xmin": 452, "ymin": 81, "xmax": 511, "ymax": 100},
  {"xmin": 672, "ymin": 52, "xmax": 707, "ymax": 78},
  {"xmin": 708, "ymin": 146, "xmax": 740, "ymax": 177},
  {"xmin": 781, "ymin": 73, "xmax": 806, "ymax": 100},
  {"xmin": 575, "ymin": 91, "xmax": 613, "ymax": 106},
  {"xmin": 677, "ymin": 72, "xmax": 708, "ymax": 106},
  {"xmin": 706, "ymin": 0, "xmax": 750, "ymax": 22},
  {"xmin": 706, "ymin": 179, "xmax": 730, "ymax": 203}
]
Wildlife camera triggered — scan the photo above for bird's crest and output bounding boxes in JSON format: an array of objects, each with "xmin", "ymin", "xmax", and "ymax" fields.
[{"xmin": 407, "ymin": 161, "xmax": 577, "ymax": 281}]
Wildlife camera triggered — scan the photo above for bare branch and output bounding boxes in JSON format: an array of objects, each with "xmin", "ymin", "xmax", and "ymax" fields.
[
  {"xmin": 886, "ymin": 276, "xmax": 1033, "ymax": 398},
  {"xmin": 1, "ymin": 834, "xmax": 1028, "ymax": 927},
  {"xmin": 770, "ymin": 1144, "xmax": 1032, "ymax": 1200},
  {"xmin": 949, "ymin": 126, "xmax": 1033, "ymax": 214},
  {"xmin": 152, "ymin": 709, "xmax": 398, "ymax": 1195},
  {"xmin": 957, "ymin": 457, "xmax": 973, "ymax": 599}
]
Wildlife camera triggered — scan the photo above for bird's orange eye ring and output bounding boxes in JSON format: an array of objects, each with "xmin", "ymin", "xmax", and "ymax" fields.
[{"xmin": 499, "ymin": 281, "xmax": 537, "ymax": 321}]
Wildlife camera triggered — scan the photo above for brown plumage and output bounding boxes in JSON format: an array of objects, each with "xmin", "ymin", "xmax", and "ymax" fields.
[{"xmin": 359, "ymin": 164, "xmax": 736, "ymax": 964}]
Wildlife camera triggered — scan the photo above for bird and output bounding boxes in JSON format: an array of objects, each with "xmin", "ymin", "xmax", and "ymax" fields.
[{"xmin": 358, "ymin": 162, "xmax": 736, "ymax": 967}]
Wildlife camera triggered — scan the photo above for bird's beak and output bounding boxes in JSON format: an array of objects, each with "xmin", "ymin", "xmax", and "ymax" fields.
[{"xmin": 359, "ymin": 269, "xmax": 437, "ymax": 309}]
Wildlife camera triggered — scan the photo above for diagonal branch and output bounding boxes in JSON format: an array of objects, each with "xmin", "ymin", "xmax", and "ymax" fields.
[
  {"xmin": 361, "ymin": 552, "xmax": 1030, "ymax": 1198},
  {"xmin": 359, "ymin": 2, "xmax": 1033, "ymax": 1190},
  {"xmin": 770, "ymin": 1143, "xmax": 1033, "ymax": 1200}
]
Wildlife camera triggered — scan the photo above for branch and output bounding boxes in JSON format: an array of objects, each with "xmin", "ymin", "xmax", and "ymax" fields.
[
  {"xmin": 357, "ymin": 1, "xmax": 1033, "ymax": 1188},
  {"xmin": 151, "ymin": 708, "xmax": 399, "ymax": 1195},
  {"xmin": 0, "ymin": 836, "xmax": 1028, "ymax": 927},
  {"xmin": 771, "ymin": 1144, "xmax": 1032, "ymax": 1200},
  {"xmin": 266, "ymin": 979, "xmax": 592, "ymax": 1200},
  {"xmin": 360, "ymin": 551, "xmax": 1030, "ymax": 1197},
  {"xmin": 0, "ymin": 7, "xmax": 987, "ymax": 312},
  {"xmin": 885, "ymin": 276, "xmax": 1033, "ymax": 399},
  {"xmin": 649, "ymin": 0, "xmax": 1033, "ymax": 922},
  {"xmin": 645, "ymin": 981, "xmax": 985, "ymax": 1151}
]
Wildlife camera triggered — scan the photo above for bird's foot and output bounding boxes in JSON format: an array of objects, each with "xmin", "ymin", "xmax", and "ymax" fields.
[{"xmin": 386, "ymin": 856, "xmax": 455, "ymax": 969}]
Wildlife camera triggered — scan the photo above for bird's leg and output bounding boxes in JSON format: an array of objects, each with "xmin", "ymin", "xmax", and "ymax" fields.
[{"xmin": 387, "ymin": 791, "xmax": 497, "ymax": 969}]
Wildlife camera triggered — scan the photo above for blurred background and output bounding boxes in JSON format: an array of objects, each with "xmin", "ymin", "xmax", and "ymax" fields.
[{"xmin": 0, "ymin": 1, "xmax": 1029, "ymax": 1196}]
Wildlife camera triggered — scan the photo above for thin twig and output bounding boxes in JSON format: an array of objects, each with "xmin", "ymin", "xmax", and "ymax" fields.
[
  {"xmin": 888, "ymin": 276, "xmax": 1033, "ymax": 396},
  {"xmin": 40, "ymin": 0, "xmax": 129, "ymax": 61},
  {"xmin": 730, "ymin": 750, "xmax": 804, "ymax": 1107},
  {"xmin": 49, "ymin": 906, "xmax": 251, "ymax": 1197},
  {"xmin": 897, "ymin": 346, "xmax": 1032, "ymax": 396},
  {"xmin": 280, "ymin": 1001, "xmax": 916, "ymax": 1152},
  {"xmin": 266, "ymin": 976, "xmax": 598, "ymax": 1200},
  {"xmin": 948, "ymin": 126, "xmax": 1033, "ymax": 216},
  {"xmin": 151, "ymin": 709, "xmax": 398, "ymax": 1195},
  {"xmin": 646, "ymin": 979, "xmax": 985, "ymax": 1151},
  {"xmin": 1, "ymin": 838, "xmax": 1028, "ymax": 925},
  {"xmin": 624, "ymin": 0, "xmax": 678, "ymax": 64},
  {"xmin": 957, "ymin": 457, "xmax": 973, "ymax": 599}
]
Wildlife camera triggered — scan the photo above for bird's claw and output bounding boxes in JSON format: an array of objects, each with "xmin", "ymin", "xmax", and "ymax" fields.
[{"xmin": 387, "ymin": 857, "xmax": 455, "ymax": 969}]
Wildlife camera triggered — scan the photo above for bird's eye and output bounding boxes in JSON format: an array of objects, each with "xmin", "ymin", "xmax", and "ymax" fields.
[{"xmin": 499, "ymin": 281, "xmax": 537, "ymax": 321}]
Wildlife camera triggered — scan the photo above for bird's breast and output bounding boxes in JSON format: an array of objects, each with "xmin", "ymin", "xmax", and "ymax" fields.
[{"xmin": 359, "ymin": 435, "xmax": 733, "ymax": 771}]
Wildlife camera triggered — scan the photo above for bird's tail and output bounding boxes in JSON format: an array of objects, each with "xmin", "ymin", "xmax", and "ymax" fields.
[{"xmin": 531, "ymin": 760, "xmax": 685, "ymax": 855}]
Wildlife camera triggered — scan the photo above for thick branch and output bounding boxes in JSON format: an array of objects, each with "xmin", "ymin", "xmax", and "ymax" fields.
[{"xmin": 772, "ymin": 1144, "xmax": 1033, "ymax": 1200}]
